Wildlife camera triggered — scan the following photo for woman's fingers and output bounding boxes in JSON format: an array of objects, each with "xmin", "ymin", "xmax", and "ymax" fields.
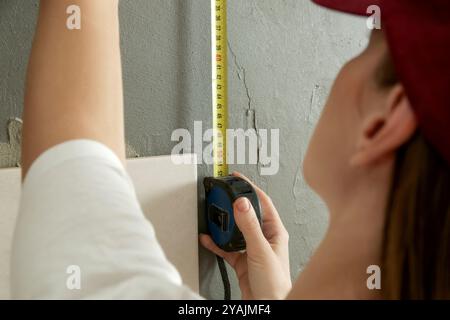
[
  {"xmin": 231, "ymin": 172, "xmax": 289, "ymax": 247},
  {"xmin": 199, "ymin": 234, "xmax": 239, "ymax": 267},
  {"xmin": 199, "ymin": 234, "xmax": 226, "ymax": 257},
  {"xmin": 233, "ymin": 197, "xmax": 272, "ymax": 256},
  {"xmin": 231, "ymin": 172, "xmax": 283, "ymax": 225}
]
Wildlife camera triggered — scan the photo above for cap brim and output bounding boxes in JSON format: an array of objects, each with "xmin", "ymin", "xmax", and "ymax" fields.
[{"xmin": 312, "ymin": 0, "xmax": 379, "ymax": 16}]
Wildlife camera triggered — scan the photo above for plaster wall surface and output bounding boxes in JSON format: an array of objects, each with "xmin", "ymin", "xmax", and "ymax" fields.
[{"xmin": 0, "ymin": 0, "xmax": 368, "ymax": 299}]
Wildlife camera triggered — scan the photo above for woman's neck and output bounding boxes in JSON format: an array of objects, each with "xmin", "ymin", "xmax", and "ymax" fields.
[{"xmin": 289, "ymin": 165, "xmax": 391, "ymax": 299}]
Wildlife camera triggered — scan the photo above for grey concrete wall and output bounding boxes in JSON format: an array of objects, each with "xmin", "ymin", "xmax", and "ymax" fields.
[{"xmin": 0, "ymin": 0, "xmax": 367, "ymax": 299}]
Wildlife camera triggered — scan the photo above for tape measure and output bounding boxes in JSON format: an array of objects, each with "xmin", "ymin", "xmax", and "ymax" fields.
[
  {"xmin": 212, "ymin": 0, "xmax": 229, "ymax": 178},
  {"xmin": 204, "ymin": 0, "xmax": 262, "ymax": 253}
]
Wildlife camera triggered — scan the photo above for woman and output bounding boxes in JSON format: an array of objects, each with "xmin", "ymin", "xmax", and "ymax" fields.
[
  {"xmin": 200, "ymin": 0, "xmax": 450, "ymax": 299},
  {"xmin": 12, "ymin": 0, "xmax": 449, "ymax": 299}
]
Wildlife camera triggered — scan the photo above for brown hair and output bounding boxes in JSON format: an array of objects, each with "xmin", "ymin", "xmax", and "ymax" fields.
[{"xmin": 376, "ymin": 54, "xmax": 450, "ymax": 299}]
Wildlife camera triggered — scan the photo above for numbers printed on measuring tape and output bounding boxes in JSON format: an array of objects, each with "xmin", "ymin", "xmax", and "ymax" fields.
[{"xmin": 212, "ymin": 0, "xmax": 229, "ymax": 178}]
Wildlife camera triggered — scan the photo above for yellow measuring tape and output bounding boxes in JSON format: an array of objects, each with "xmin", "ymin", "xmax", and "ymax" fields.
[
  {"xmin": 211, "ymin": 2, "xmax": 231, "ymax": 300},
  {"xmin": 212, "ymin": 0, "xmax": 229, "ymax": 178}
]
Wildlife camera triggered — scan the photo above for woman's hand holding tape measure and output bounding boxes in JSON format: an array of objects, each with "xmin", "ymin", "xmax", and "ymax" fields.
[{"xmin": 200, "ymin": 172, "xmax": 292, "ymax": 300}]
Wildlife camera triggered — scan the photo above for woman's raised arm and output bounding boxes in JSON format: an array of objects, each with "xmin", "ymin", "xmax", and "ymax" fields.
[{"xmin": 22, "ymin": 0, "xmax": 125, "ymax": 177}]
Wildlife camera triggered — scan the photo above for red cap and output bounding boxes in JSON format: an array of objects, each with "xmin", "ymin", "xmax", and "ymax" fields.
[{"xmin": 313, "ymin": 0, "xmax": 450, "ymax": 164}]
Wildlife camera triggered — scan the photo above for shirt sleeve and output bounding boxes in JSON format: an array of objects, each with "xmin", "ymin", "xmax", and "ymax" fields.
[{"xmin": 10, "ymin": 140, "xmax": 202, "ymax": 300}]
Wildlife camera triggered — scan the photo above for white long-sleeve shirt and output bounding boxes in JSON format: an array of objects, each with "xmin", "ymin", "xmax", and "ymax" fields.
[{"xmin": 11, "ymin": 140, "xmax": 201, "ymax": 299}]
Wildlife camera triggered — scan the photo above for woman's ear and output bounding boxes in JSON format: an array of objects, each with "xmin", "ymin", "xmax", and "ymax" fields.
[{"xmin": 350, "ymin": 84, "xmax": 418, "ymax": 167}]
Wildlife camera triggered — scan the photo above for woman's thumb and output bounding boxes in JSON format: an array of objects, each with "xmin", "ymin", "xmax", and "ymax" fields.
[{"xmin": 233, "ymin": 197, "xmax": 268, "ymax": 253}]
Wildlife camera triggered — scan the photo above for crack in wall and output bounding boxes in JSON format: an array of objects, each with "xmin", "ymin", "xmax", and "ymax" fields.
[
  {"xmin": 227, "ymin": 40, "xmax": 261, "ymax": 166},
  {"xmin": 228, "ymin": 41, "xmax": 253, "ymax": 113},
  {"xmin": 307, "ymin": 84, "xmax": 320, "ymax": 123}
]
